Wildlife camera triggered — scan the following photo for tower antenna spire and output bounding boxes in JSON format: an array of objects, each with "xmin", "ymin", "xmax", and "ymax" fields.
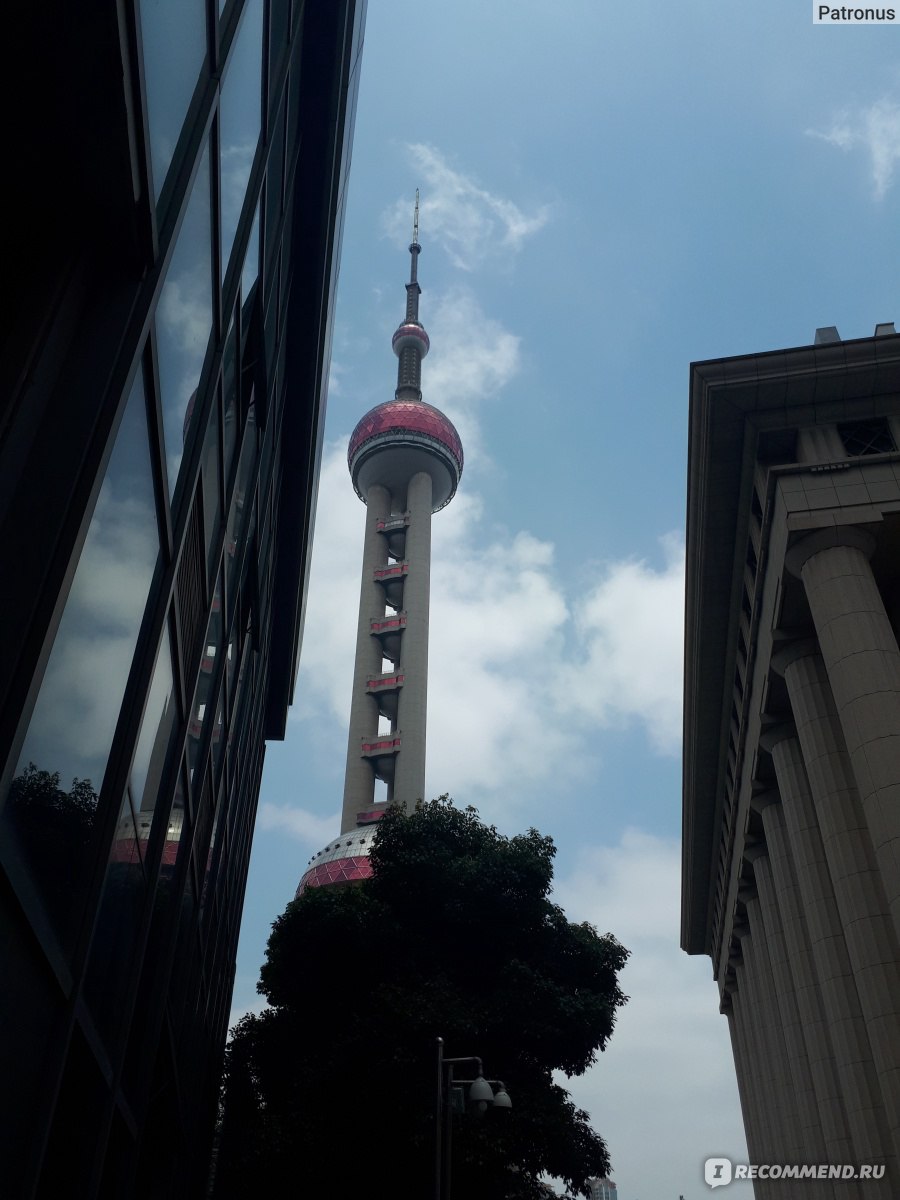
[
  {"xmin": 408, "ymin": 189, "xmax": 421, "ymax": 289},
  {"xmin": 395, "ymin": 191, "xmax": 427, "ymax": 399}
]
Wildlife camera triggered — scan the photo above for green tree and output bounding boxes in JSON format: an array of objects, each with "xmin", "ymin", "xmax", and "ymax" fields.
[
  {"xmin": 216, "ymin": 798, "xmax": 628, "ymax": 1199},
  {"xmin": 8, "ymin": 763, "xmax": 98, "ymax": 936}
]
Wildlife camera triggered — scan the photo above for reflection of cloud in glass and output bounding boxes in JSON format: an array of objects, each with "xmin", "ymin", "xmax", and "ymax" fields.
[
  {"xmin": 220, "ymin": 0, "xmax": 263, "ymax": 269},
  {"xmin": 130, "ymin": 625, "xmax": 177, "ymax": 814},
  {"xmin": 14, "ymin": 372, "xmax": 160, "ymax": 792},
  {"xmin": 159, "ymin": 272, "xmax": 213, "ymax": 355},
  {"xmin": 139, "ymin": 0, "xmax": 207, "ymax": 200},
  {"xmin": 220, "ymin": 142, "xmax": 256, "ymax": 265},
  {"xmin": 241, "ymin": 204, "xmax": 261, "ymax": 300},
  {"xmin": 156, "ymin": 141, "xmax": 213, "ymax": 494}
]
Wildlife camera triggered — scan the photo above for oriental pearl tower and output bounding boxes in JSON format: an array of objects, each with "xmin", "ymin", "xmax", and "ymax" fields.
[{"xmin": 297, "ymin": 195, "xmax": 463, "ymax": 892}]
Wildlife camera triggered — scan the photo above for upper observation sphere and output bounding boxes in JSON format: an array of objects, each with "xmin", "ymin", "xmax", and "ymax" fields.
[
  {"xmin": 348, "ymin": 399, "xmax": 463, "ymax": 511},
  {"xmin": 392, "ymin": 322, "xmax": 430, "ymax": 358}
]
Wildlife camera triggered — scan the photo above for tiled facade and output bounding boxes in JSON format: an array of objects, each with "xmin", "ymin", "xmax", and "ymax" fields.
[
  {"xmin": 1, "ymin": 2, "xmax": 365, "ymax": 1195},
  {"xmin": 683, "ymin": 326, "xmax": 900, "ymax": 1197}
]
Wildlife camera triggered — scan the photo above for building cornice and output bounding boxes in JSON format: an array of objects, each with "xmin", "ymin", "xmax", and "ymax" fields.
[{"xmin": 682, "ymin": 331, "xmax": 900, "ymax": 957}]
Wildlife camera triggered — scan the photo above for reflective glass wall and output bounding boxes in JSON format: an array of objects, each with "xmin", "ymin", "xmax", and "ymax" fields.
[{"xmin": 0, "ymin": 1, "xmax": 366, "ymax": 1195}]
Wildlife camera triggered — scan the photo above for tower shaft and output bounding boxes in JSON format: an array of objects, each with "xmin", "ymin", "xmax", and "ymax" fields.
[
  {"xmin": 390, "ymin": 470, "xmax": 432, "ymax": 810},
  {"xmin": 341, "ymin": 484, "xmax": 391, "ymax": 832},
  {"xmin": 340, "ymin": 470, "xmax": 433, "ymax": 830}
]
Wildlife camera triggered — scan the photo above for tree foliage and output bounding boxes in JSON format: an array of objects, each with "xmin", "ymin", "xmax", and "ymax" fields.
[
  {"xmin": 8, "ymin": 763, "xmax": 98, "ymax": 934},
  {"xmin": 216, "ymin": 798, "xmax": 628, "ymax": 1198}
]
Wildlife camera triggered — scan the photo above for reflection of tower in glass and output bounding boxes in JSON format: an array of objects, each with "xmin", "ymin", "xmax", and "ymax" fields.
[{"xmin": 297, "ymin": 199, "xmax": 463, "ymax": 892}]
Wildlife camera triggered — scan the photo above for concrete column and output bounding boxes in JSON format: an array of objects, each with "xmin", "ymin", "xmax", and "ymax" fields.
[
  {"xmin": 392, "ymin": 471, "xmax": 432, "ymax": 811},
  {"xmin": 735, "ymin": 921, "xmax": 791, "ymax": 1166},
  {"xmin": 723, "ymin": 984, "xmax": 762, "ymax": 1168},
  {"xmin": 750, "ymin": 789, "xmax": 857, "ymax": 1192},
  {"xmin": 744, "ymin": 844, "xmax": 832, "ymax": 1193},
  {"xmin": 341, "ymin": 484, "xmax": 391, "ymax": 832},
  {"xmin": 786, "ymin": 528, "xmax": 900, "ymax": 946},
  {"xmin": 732, "ymin": 961, "xmax": 778, "ymax": 1200},
  {"xmin": 762, "ymin": 724, "xmax": 896, "ymax": 1190},
  {"xmin": 773, "ymin": 638, "xmax": 900, "ymax": 1177}
]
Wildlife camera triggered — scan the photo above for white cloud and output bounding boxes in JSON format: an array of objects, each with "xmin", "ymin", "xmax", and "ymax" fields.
[
  {"xmin": 15, "ymin": 471, "xmax": 160, "ymax": 788},
  {"xmin": 327, "ymin": 359, "xmax": 346, "ymax": 397},
  {"xmin": 424, "ymin": 286, "xmax": 520, "ymax": 466},
  {"xmin": 383, "ymin": 143, "xmax": 550, "ymax": 270},
  {"xmin": 554, "ymin": 829, "xmax": 753, "ymax": 1198},
  {"xmin": 807, "ymin": 97, "xmax": 900, "ymax": 199},
  {"xmin": 292, "ymin": 425, "xmax": 685, "ymax": 816},
  {"xmin": 220, "ymin": 141, "xmax": 255, "ymax": 248},
  {"xmin": 553, "ymin": 533, "xmax": 686, "ymax": 754},
  {"xmin": 258, "ymin": 802, "xmax": 341, "ymax": 846},
  {"xmin": 302, "ymin": 277, "xmax": 683, "ymax": 809}
]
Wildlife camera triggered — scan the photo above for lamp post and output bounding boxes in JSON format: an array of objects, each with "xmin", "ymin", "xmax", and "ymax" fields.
[{"xmin": 435, "ymin": 1036, "xmax": 511, "ymax": 1200}]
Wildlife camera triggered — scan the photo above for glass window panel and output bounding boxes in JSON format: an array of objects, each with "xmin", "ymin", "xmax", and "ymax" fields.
[
  {"xmin": 156, "ymin": 140, "xmax": 213, "ymax": 497},
  {"xmin": 264, "ymin": 108, "xmax": 286, "ymax": 270},
  {"xmin": 219, "ymin": 0, "xmax": 263, "ymax": 275},
  {"xmin": 225, "ymin": 623, "xmax": 238, "ymax": 710},
  {"xmin": 286, "ymin": 48, "xmax": 305, "ymax": 159},
  {"xmin": 84, "ymin": 799, "xmax": 147, "ymax": 1041},
  {"xmin": 5, "ymin": 369, "xmax": 159, "ymax": 946},
  {"xmin": 157, "ymin": 766, "xmax": 189, "ymax": 914},
  {"xmin": 139, "ymin": 0, "xmax": 208, "ymax": 201},
  {"xmin": 211, "ymin": 683, "xmax": 226, "ymax": 782},
  {"xmin": 240, "ymin": 202, "xmax": 260, "ymax": 302},
  {"xmin": 192, "ymin": 778, "xmax": 214, "ymax": 871},
  {"xmin": 227, "ymin": 636, "xmax": 252, "ymax": 786},
  {"xmin": 200, "ymin": 779, "xmax": 228, "ymax": 926},
  {"xmin": 268, "ymin": 0, "xmax": 291, "ymax": 94},
  {"xmin": 224, "ymin": 401, "xmax": 257, "ymax": 599},
  {"xmin": 263, "ymin": 257, "xmax": 280, "ymax": 378},
  {"xmin": 130, "ymin": 622, "xmax": 179, "ymax": 862},
  {"xmin": 187, "ymin": 579, "xmax": 223, "ymax": 782},
  {"xmin": 122, "ymin": 761, "xmax": 189, "ymax": 1106},
  {"xmin": 222, "ymin": 316, "xmax": 239, "ymax": 486},
  {"xmin": 202, "ymin": 398, "xmax": 222, "ymax": 573}
]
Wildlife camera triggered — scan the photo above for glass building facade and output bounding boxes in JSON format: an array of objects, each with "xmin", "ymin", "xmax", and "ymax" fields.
[{"xmin": 1, "ymin": 1, "xmax": 366, "ymax": 1195}]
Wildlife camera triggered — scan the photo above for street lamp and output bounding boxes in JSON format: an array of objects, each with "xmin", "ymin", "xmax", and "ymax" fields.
[{"xmin": 435, "ymin": 1036, "xmax": 511, "ymax": 1200}]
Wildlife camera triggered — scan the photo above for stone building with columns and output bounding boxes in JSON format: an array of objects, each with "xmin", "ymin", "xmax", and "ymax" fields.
[{"xmin": 682, "ymin": 323, "xmax": 900, "ymax": 1197}]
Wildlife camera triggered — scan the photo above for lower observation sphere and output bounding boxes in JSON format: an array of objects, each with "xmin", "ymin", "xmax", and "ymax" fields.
[
  {"xmin": 348, "ymin": 399, "xmax": 463, "ymax": 511},
  {"xmin": 296, "ymin": 833, "xmax": 374, "ymax": 895}
]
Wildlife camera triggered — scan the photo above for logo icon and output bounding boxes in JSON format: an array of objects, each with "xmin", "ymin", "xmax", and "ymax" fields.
[{"xmin": 705, "ymin": 1157, "xmax": 733, "ymax": 1189}]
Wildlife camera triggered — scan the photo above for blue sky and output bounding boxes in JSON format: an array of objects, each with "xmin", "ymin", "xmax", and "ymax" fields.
[{"xmin": 232, "ymin": 4, "xmax": 900, "ymax": 1196}]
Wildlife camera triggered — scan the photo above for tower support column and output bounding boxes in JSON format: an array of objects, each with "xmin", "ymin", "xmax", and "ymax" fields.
[
  {"xmin": 392, "ymin": 470, "xmax": 432, "ymax": 810},
  {"xmin": 341, "ymin": 483, "xmax": 391, "ymax": 831},
  {"xmin": 732, "ymin": 956, "xmax": 778, "ymax": 1199},
  {"xmin": 762, "ymin": 724, "xmax": 896, "ymax": 1190},
  {"xmin": 786, "ymin": 528, "xmax": 900, "ymax": 945},
  {"xmin": 744, "ymin": 844, "xmax": 832, "ymax": 1191},
  {"xmin": 772, "ymin": 638, "xmax": 900, "ymax": 1174},
  {"xmin": 723, "ymin": 984, "xmax": 762, "ymax": 1167},
  {"xmin": 734, "ymin": 921, "xmax": 792, "ymax": 1166},
  {"xmin": 750, "ymin": 789, "xmax": 857, "ymax": 1184}
]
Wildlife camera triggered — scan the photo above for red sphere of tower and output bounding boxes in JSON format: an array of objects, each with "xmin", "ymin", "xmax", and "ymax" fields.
[{"xmin": 348, "ymin": 398, "xmax": 463, "ymax": 511}]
